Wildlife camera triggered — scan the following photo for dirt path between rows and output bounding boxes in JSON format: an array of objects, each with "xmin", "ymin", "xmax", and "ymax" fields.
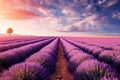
[{"xmin": 51, "ymin": 40, "xmax": 73, "ymax": 80}]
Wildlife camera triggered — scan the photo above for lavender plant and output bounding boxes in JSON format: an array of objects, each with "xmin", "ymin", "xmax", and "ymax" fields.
[
  {"xmin": 1, "ymin": 62, "xmax": 50, "ymax": 80},
  {"xmin": 68, "ymin": 53, "xmax": 94, "ymax": 73},
  {"xmin": 74, "ymin": 59, "xmax": 119, "ymax": 80}
]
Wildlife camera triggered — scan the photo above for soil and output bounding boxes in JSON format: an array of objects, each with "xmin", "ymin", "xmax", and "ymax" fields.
[{"xmin": 50, "ymin": 41, "xmax": 73, "ymax": 80}]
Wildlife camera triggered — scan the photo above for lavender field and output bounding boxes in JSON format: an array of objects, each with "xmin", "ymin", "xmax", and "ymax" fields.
[
  {"xmin": 0, "ymin": 36, "xmax": 119, "ymax": 80},
  {"xmin": 0, "ymin": 0, "xmax": 120, "ymax": 80}
]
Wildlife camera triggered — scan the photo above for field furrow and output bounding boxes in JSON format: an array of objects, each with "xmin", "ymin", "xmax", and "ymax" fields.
[{"xmin": 51, "ymin": 40, "xmax": 73, "ymax": 80}]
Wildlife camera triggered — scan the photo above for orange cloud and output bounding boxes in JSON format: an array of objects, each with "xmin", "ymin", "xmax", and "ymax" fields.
[
  {"xmin": 0, "ymin": 0, "xmax": 47, "ymax": 20},
  {"xmin": 0, "ymin": 8, "xmax": 41, "ymax": 20}
]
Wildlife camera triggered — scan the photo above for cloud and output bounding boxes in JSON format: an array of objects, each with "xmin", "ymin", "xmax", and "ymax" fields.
[
  {"xmin": 0, "ymin": 0, "xmax": 52, "ymax": 20},
  {"xmin": 57, "ymin": 15, "xmax": 102, "ymax": 32},
  {"xmin": 112, "ymin": 12, "xmax": 120, "ymax": 19},
  {"xmin": 0, "ymin": 0, "xmax": 120, "ymax": 35},
  {"xmin": 0, "ymin": 8, "xmax": 41, "ymax": 20}
]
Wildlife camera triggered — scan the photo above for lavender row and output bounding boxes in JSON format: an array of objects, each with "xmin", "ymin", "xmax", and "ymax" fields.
[
  {"xmin": 111, "ymin": 45, "xmax": 120, "ymax": 52},
  {"xmin": 61, "ymin": 38, "xmax": 120, "ymax": 80},
  {"xmin": 0, "ymin": 37, "xmax": 48, "ymax": 45},
  {"xmin": 68, "ymin": 38, "xmax": 108, "ymax": 53},
  {"xmin": 98, "ymin": 50, "xmax": 120, "ymax": 72},
  {"xmin": 0, "ymin": 38, "xmax": 59, "ymax": 80},
  {"xmin": 64, "ymin": 38, "xmax": 107, "ymax": 58},
  {"xmin": 0, "ymin": 37, "xmax": 36, "ymax": 45},
  {"xmin": 61, "ymin": 38, "xmax": 94, "ymax": 72},
  {"xmin": 65, "ymin": 38, "xmax": 120, "ymax": 73},
  {"xmin": 0, "ymin": 37, "xmax": 51, "ymax": 52},
  {"xmin": 74, "ymin": 38, "xmax": 120, "ymax": 53},
  {"xmin": 26, "ymin": 38, "xmax": 59, "ymax": 73},
  {"xmin": 0, "ymin": 36, "xmax": 43, "ymax": 42},
  {"xmin": 67, "ymin": 37, "xmax": 120, "ymax": 51},
  {"xmin": 0, "ymin": 62, "xmax": 50, "ymax": 80},
  {"xmin": 0, "ymin": 38, "xmax": 54, "ymax": 69}
]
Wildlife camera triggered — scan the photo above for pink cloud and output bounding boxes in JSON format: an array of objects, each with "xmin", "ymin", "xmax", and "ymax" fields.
[
  {"xmin": 0, "ymin": 9, "xmax": 41, "ymax": 20},
  {"xmin": 0, "ymin": 0, "xmax": 50, "ymax": 20}
]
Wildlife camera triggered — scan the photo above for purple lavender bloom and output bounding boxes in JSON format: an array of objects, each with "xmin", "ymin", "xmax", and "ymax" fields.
[
  {"xmin": 26, "ymin": 52, "xmax": 56, "ymax": 73},
  {"xmin": 38, "ymin": 38, "xmax": 59, "ymax": 61},
  {"xmin": 0, "ymin": 37, "xmax": 51, "ymax": 52},
  {"xmin": 92, "ymin": 47, "xmax": 104, "ymax": 57},
  {"xmin": 60, "ymin": 39, "xmax": 80, "ymax": 61},
  {"xmin": 74, "ymin": 59, "xmax": 119, "ymax": 80},
  {"xmin": 1, "ymin": 62, "xmax": 50, "ymax": 80},
  {"xmin": 99, "ymin": 50, "xmax": 119, "ymax": 64},
  {"xmin": 40, "ymin": 48, "xmax": 57, "ymax": 61},
  {"xmin": 85, "ymin": 45, "xmax": 97, "ymax": 53},
  {"xmin": 0, "ymin": 76, "xmax": 14, "ymax": 80},
  {"xmin": 68, "ymin": 53, "xmax": 94, "ymax": 73},
  {"xmin": 0, "ymin": 39, "xmax": 53, "ymax": 68},
  {"xmin": 66, "ymin": 49, "xmax": 82, "ymax": 61},
  {"xmin": 40, "ymin": 38, "xmax": 59, "ymax": 52},
  {"xmin": 0, "ymin": 51, "xmax": 20, "ymax": 68},
  {"xmin": 100, "ymin": 76, "xmax": 120, "ymax": 80},
  {"xmin": 112, "ymin": 46, "xmax": 120, "ymax": 52},
  {"xmin": 25, "ymin": 38, "xmax": 58, "ymax": 73},
  {"xmin": 113, "ymin": 55, "xmax": 120, "ymax": 72}
]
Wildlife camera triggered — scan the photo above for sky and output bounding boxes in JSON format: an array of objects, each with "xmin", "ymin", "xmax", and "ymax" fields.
[{"xmin": 0, "ymin": 0, "xmax": 120, "ymax": 36}]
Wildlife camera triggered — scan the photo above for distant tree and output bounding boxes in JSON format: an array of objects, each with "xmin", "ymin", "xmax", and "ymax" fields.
[{"xmin": 7, "ymin": 28, "xmax": 13, "ymax": 36}]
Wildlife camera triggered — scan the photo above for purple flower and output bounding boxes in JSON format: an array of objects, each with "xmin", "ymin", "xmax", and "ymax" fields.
[
  {"xmin": 68, "ymin": 53, "xmax": 94, "ymax": 73},
  {"xmin": 26, "ymin": 52, "xmax": 56, "ymax": 73},
  {"xmin": 25, "ymin": 38, "xmax": 59, "ymax": 73},
  {"xmin": 1, "ymin": 62, "xmax": 50, "ymax": 80},
  {"xmin": 113, "ymin": 55, "xmax": 120, "ymax": 72},
  {"xmin": 92, "ymin": 47, "xmax": 104, "ymax": 57},
  {"xmin": 99, "ymin": 50, "xmax": 119, "ymax": 64},
  {"xmin": 0, "ymin": 38, "xmax": 53, "ymax": 68},
  {"xmin": 67, "ymin": 49, "xmax": 83, "ymax": 60},
  {"xmin": 112, "ymin": 46, "xmax": 120, "ymax": 52},
  {"xmin": 85, "ymin": 45, "xmax": 97, "ymax": 53},
  {"xmin": 0, "ymin": 76, "xmax": 14, "ymax": 80},
  {"xmin": 39, "ymin": 49, "xmax": 57, "ymax": 61},
  {"xmin": 74, "ymin": 59, "xmax": 119, "ymax": 80},
  {"xmin": 100, "ymin": 76, "xmax": 120, "ymax": 80}
]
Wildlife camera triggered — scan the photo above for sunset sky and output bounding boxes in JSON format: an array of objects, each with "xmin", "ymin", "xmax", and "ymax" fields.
[{"xmin": 0, "ymin": 0, "xmax": 120, "ymax": 36}]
